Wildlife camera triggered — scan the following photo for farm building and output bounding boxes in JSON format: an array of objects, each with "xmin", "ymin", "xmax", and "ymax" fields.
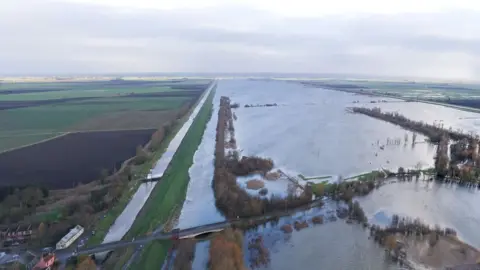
[{"xmin": 56, "ymin": 225, "xmax": 84, "ymax": 250}]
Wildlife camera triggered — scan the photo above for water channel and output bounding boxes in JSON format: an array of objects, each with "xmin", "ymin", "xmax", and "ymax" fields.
[{"xmin": 100, "ymin": 81, "xmax": 215, "ymax": 245}]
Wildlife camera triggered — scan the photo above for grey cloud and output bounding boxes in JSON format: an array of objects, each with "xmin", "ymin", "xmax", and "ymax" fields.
[{"xmin": 1, "ymin": 0, "xmax": 480, "ymax": 79}]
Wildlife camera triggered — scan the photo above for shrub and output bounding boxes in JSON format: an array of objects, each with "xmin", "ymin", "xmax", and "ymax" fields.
[
  {"xmin": 246, "ymin": 180, "xmax": 265, "ymax": 190},
  {"xmin": 280, "ymin": 224, "xmax": 293, "ymax": 233},
  {"xmin": 293, "ymin": 220, "xmax": 309, "ymax": 231},
  {"xmin": 311, "ymin": 215, "xmax": 324, "ymax": 224}
]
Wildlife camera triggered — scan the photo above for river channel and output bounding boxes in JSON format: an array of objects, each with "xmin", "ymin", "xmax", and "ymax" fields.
[{"xmin": 182, "ymin": 79, "xmax": 480, "ymax": 270}]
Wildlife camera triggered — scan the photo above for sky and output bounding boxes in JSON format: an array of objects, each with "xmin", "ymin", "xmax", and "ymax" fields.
[{"xmin": 1, "ymin": 0, "xmax": 480, "ymax": 80}]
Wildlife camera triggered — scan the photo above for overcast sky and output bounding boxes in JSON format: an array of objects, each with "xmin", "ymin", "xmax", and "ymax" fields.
[{"xmin": 2, "ymin": 0, "xmax": 480, "ymax": 80}]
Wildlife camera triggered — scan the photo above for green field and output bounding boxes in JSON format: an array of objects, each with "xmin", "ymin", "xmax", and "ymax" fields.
[
  {"xmin": 0, "ymin": 80, "xmax": 209, "ymax": 152},
  {"xmin": 0, "ymin": 97, "xmax": 189, "ymax": 132},
  {"xmin": 305, "ymin": 79, "xmax": 480, "ymax": 99},
  {"xmin": 105, "ymin": 89, "xmax": 215, "ymax": 270},
  {"xmin": 0, "ymin": 86, "xmax": 177, "ymax": 101}
]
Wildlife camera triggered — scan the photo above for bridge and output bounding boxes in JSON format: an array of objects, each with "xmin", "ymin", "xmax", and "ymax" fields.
[
  {"xmin": 55, "ymin": 221, "xmax": 232, "ymax": 258},
  {"xmin": 52, "ymin": 198, "xmax": 325, "ymax": 259},
  {"xmin": 139, "ymin": 176, "xmax": 161, "ymax": 183}
]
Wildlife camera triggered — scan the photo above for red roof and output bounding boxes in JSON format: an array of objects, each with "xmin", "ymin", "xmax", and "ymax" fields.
[{"xmin": 34, "ymin": 254, "xmax": 55, "ymax": 269}]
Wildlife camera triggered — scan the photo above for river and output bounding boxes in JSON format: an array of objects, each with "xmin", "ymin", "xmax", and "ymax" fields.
[{"xmin": 183, "ymin": 79, "xmax": 480, "ymax": 270}]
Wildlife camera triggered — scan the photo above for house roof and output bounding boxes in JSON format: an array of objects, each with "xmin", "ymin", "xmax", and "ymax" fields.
[{"xmin": 33, "ymin": 254, "xmax": 55, "ymax": 269}]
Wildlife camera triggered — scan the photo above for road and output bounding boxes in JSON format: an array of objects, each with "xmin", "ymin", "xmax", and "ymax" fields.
[
  {"xmin": 55, "ymin": 220, "xmax": 231, "ymax": 258},
  {"xmin": 55, "ymin": 198, "xmax": 325, "ymax": 260}
]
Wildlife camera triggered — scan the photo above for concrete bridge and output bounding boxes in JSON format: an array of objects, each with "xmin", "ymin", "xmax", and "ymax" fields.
[{"xmin": 55, "ymin": 221, "xmax": 232, "ymax": 259}]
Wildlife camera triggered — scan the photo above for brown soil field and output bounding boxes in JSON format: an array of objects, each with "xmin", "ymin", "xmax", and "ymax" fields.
[
  {"xmin": 0, "ymin": 97, "xmax": 96, "ymax": 110},
  {"xmin": 0, "ymin": 88, "xmax": 67, "ymax": 95},
  {"xmin": 122, "ymin": 90, "xmax": 202, "ymax": 98},
  {"xmin": 0, "ymin": 129, "xmax": 156, "ymax": 189},
  {"xmin": 69, "ymin": 110, "xmax": 180, "ymax": 131}
]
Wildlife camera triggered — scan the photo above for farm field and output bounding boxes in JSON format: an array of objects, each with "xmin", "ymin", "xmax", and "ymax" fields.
[
  {"xmin": 0, "ymin": 79, "xmax": 211, "ymax": 250},
  {"xmin": 0, "ymin": 129, "xmax": 156, "ymax": 189},
  {"xmin": 0, "ymin": 79, "xmax": 210, "ymax": 152},
  {"xmin": 298, "ymin": 79, "xmax": 480, "ymax": 100}
]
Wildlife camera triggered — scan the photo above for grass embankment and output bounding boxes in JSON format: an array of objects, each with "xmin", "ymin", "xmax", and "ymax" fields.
[
  {"xmin": 344, "ymin": 170, "xmax": 385, "ymax": 181},
  {"xmin": 85, "ymin": 91, "xmax": 210, "ymax": 247},
  {"xmin": 298, "ymin": 174, "xmax": 332, "ymax": 181},
  {"xmin": 106, "ymin": 89, "xmax": 215, "ymax": 270},
  {"xmin": 310, "ymin": 170, "xmax": 385, "ymax": 197}
]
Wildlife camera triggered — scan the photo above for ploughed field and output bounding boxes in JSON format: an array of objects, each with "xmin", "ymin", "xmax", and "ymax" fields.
[
  {"xmin": 0, "ymin": 129, "xmax": 155, "ymax": 189},
  {"xmin": 0, "ymin": 79, "xmax": 211, "ymax": 188},
  {"xmin": 0, "ymin": 79, "xmax": 209, "ymax": 152}
]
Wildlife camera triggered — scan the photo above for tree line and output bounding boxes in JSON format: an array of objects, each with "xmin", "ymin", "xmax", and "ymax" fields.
[
  {"xmin": 213, "ymin": 96, "xmax": 313, "ymax": 219},
  {"xmin": 352, "ymin": 107, "xmax": 472, "ymax": 143},
  {"xmin": 208, "ymin": 228, "xmax": 245, "ymax": 270}
]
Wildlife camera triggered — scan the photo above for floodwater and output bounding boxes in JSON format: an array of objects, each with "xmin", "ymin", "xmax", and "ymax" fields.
[
  {"xmin": 100, "ymin": 82, "xmax": 215, "ymax": 245},
  {"xmin": 248, "ymin": 180, "xmax": 480, "ymax": 270},
  {"xmin": 183, "ymin": 79, "xmax": 480, "ymax": 270},
  {"xmin": 357, "ymin": 180, "xmax": 480, "ymax": 248},
  {"xmin": 177, "ymin": 88, "xmax": 225, "ymax": 229},
  {"xmin": 222, "ymin": 79, "xmax": 436, "ymax": 189},
  {"xmin": 362, "ymin": 100, "xmax": 480, "ymax": 135}
]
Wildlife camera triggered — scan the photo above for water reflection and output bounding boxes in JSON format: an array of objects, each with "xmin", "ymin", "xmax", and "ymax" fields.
[
  {"xmin": 185, "ymin": 79, "xmax": 480, "ymax": 269},
  {"xmin": 219, "ymin": 79, "xmax": 435, "ymax": 179},
  {"xmin": 357, "ymin": 180, "xmax": 480, "ymax": 248},
  {"xmin": 247, "ymin": 218, "xmax": 401, "ymax": 270}
]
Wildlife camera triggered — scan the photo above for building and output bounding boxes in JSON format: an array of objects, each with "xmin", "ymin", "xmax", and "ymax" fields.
[
  {"xmin": 33, "ymin": 254, "xmax": 55, "ymax": 270},
  {"xmin": 0, "ymin": 223, "xmax": 36, "ymax": 247},
  {"xmin": 56, "ymin": 225, "xmax": 84, "ymax": 250}
]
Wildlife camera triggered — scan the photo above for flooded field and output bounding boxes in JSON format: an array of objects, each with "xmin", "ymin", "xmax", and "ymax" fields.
[
  {"xmin": 357, "ymin": 180, "xmax": 480, "ymax": 248},
  {"xmin": 182, "ymin": 79, "xmax": 480, "ymax": 269},
  {"xmin": 223, "ymin": 80, "xmax": 436, "ymax": 179},
  {"xmin": 177, "ymin": 89, "xmax": 225, "ymax": 229},
  {"xmin": 362, "ymin": 100, "xmax": 480, "ymax": 135}
]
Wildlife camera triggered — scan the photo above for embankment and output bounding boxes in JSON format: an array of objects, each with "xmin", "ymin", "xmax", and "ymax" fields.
[
  {"xmin": 104, "ymin": 86, "xmax": 216, "ymax": 269},
  {"xmin": 87, "ymin": 83, "xmax": 214, "ymax": 248}
]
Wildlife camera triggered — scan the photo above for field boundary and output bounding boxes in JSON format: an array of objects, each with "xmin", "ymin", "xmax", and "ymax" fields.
[
  {"xmin": 0, "ymin": 127, "xmax": 173, "ymax": 156},
  {"xmin": 0, "ymin": 132, "xmax": 69, "ymax": 155}
]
